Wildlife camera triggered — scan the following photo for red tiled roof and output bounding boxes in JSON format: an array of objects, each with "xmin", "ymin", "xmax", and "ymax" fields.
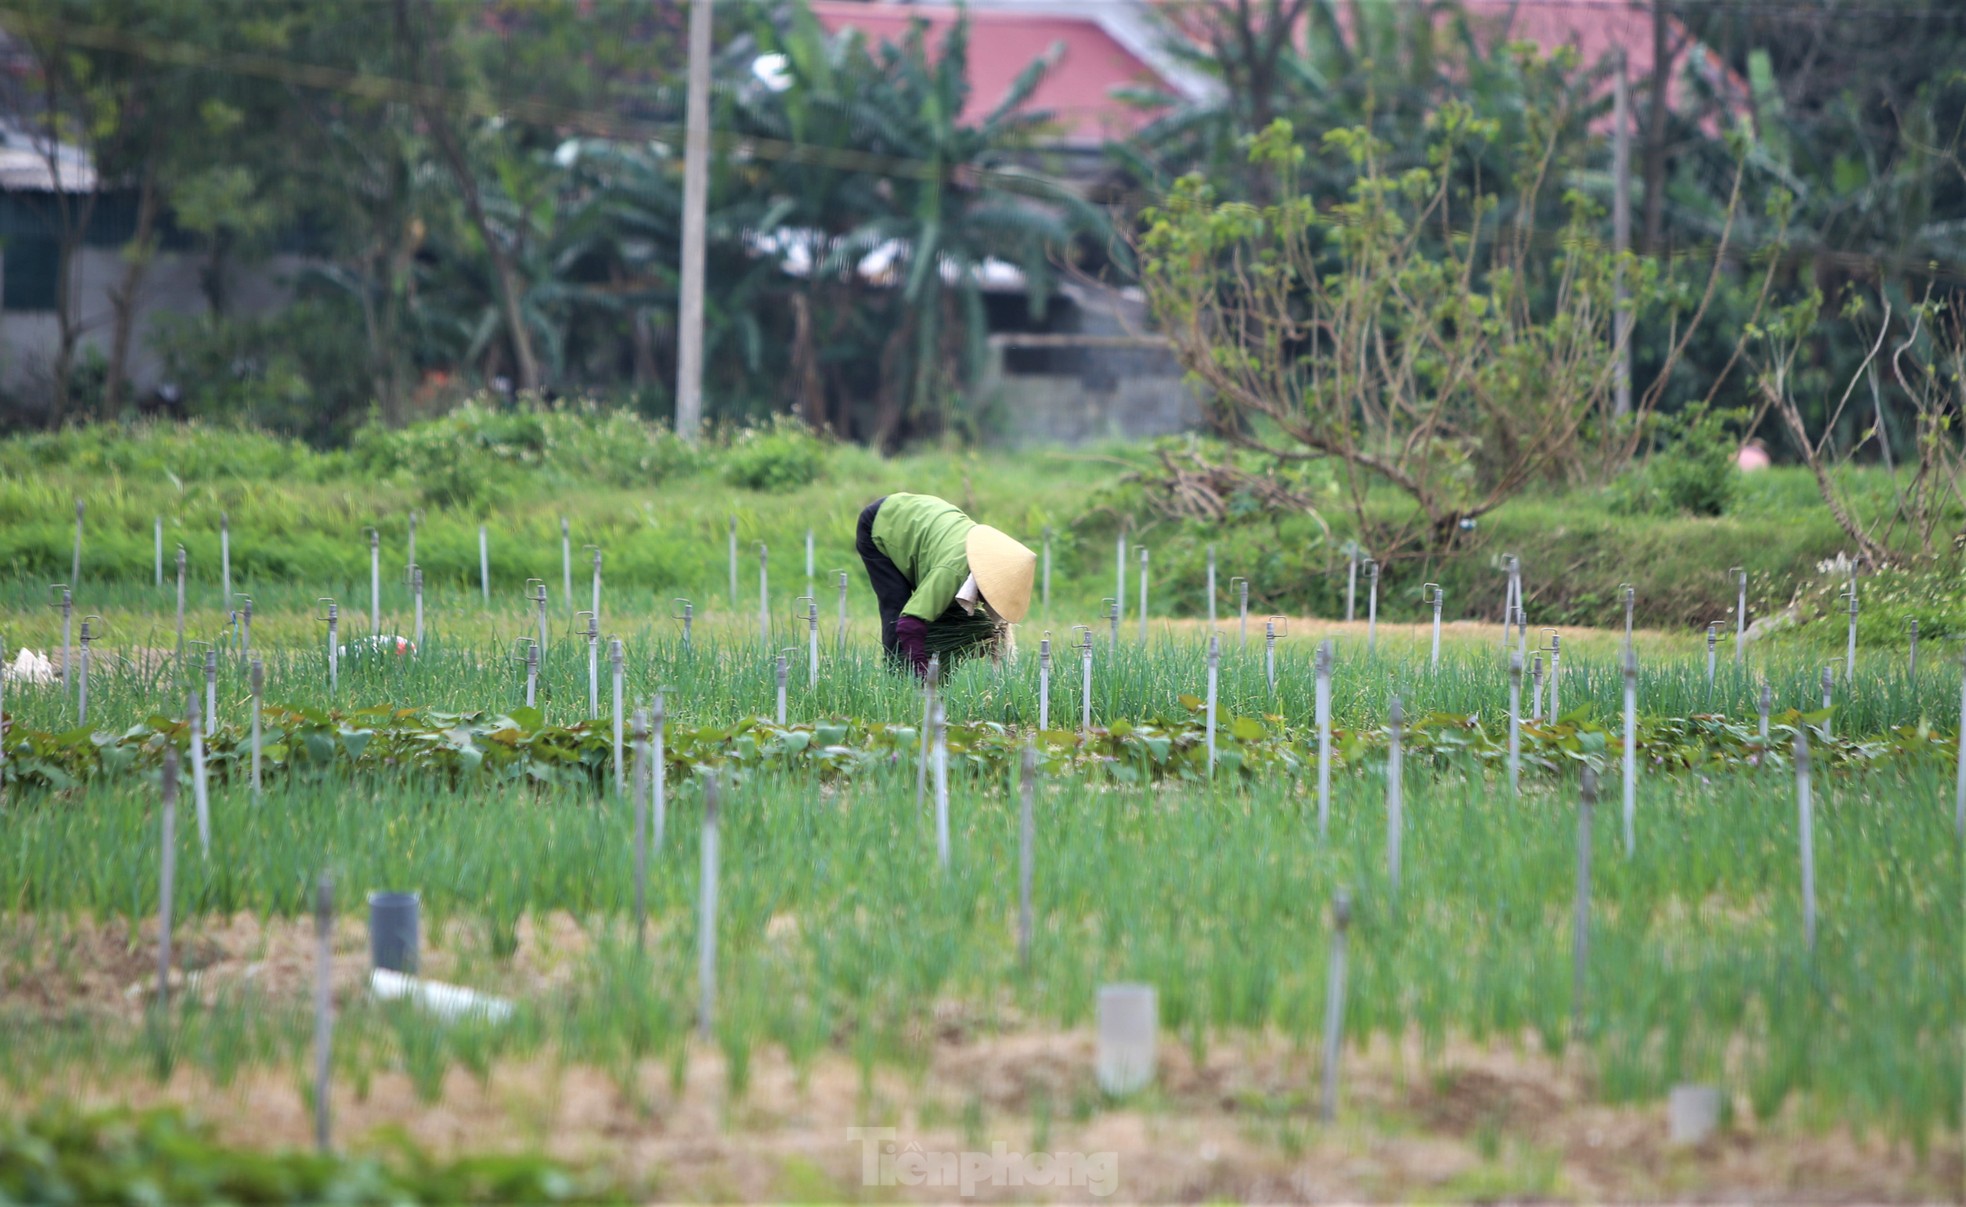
[{"xmin": 808, "ymin": 2, "xmax": 1175, "ymax": 146}]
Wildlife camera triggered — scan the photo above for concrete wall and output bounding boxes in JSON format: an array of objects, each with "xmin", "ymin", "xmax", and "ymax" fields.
[
  {"xmin": 0, "ymin": 247, "xmax": 306, "ymax": 404},
  {"xmin": 976, "ymin": 282, "xmax": 1203, "ymax": 447}
]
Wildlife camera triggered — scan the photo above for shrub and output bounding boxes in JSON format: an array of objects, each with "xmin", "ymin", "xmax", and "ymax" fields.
[
  {"xmin": 721, "ymin": 418, "xmax": 827, "ymax": 493},
  {"xmin": 1648, "ymin": 404, "xmax": 1742, "ymax": 518}
]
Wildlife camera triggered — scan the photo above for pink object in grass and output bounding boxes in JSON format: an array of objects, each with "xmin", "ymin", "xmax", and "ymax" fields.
[{"xmin": 1736, "ymin": 442, "xmax": 1771, "ymax": 472}]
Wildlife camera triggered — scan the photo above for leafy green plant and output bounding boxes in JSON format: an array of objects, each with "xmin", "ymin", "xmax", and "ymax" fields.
[
  {"xmin": 1648, "ymin": 404, "xmax": 1744, "ymax": 518},
  {"xmin": 720, "ymin": 418, "xmax": 828, "ymax": 493}
]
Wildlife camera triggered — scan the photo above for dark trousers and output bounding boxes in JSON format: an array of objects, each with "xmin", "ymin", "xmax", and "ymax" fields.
[{"xmin": 856, "ymin": 497, "xmax": 911, "ymax": 655}]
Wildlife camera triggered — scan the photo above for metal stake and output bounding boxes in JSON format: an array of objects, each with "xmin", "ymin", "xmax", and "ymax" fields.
[
  {"xmin": 76, "ymin": 616, "xmax": 95, "ymax": 723},
  {"xmin": 698, "ymin": 773, "xmax": 720, "ymax": 1038},
  {"xmin": 1821, "ymin": 665, "xmax": 1834, "ymax": 739},
  {"xmin": 1115, "ymin": 530, "xmax": 1127, "ymax": 627},
  {"xmin": 202, "ymin": 644, "xmax": 218, "ymax": 726},
  {"xmin": 1620, "ymin": 582, "xmax": 1635, "ymax": 651},
  {"xmin": 318, "ymin": 599, "xmax": 338, "ymax": 696},
  {"xmin": 53, "ymin": 584, "xmax": 72, "ymax": 701},
  {"xmin": 1387, "ymin": 695, "xmax": 1403, "ymax": 892},
  {"xmin": 1265, "ymin": 616, "xmax": 1286, "ymax": 694},
  {"xmin": 1038, "ymin": 635, "xmax": 1052, "ymax": 731},
  {"xmin": 1345, "ymin": 543, "xmax": 1359, "ymax": 623},
  {"xmin": 932, "ymin": 696, "xmax": 950, "ymax": 868},
  {"xmin": 1531, "ymin": 652, "xmax": 1544, "ymax": 723},
  {"xmin": 1204, "ymin": 633, "xmax": 1220, "ymax": 778},
  {"xmin": 1423, "ymin": 582, "xmax": 1443, "ymax": 669},
  {"xmin": 1622, "ymin": 645, "xmax": 1637, "ymax": 856},
  {"xmin": 588, "ymin": 545, "xmax": 603, "ymax": 631},
  {"xmin": 1794, "ymin": 728, "xmax": 1816, "ymax": 955},
  {"xmin": 1232, "ymin": 577, "xmax": 1249, "ymax": 650},
  {"xmin": 239, "ymin": 595, "xmax": 254, "ymax": 665},
  {"xmin": 410, "ymin": 568, "xmax": 423, "ymax": 648},
  {"xmin": 775, "ymin": 653, "xmax": 788, "ymax": 725},
  {"xmin": 250, "ymin": 659, "xmax": 264, "ymax": 798},
  {"xmin": 916, "ymin": 655, "xmax": 939, "ymax": 814},
  {"xmin": 799, "ymin": 596, "xmax": 819, "ymax": 688},
  {"xmin": 313, "ymin": 872, "xmax": 333, "ymax": 1154},
  {"xmin": 1841, "ymin": 582, "xmax": 1858, "ymax": 683},
  {"xmin": 632, "ymin": 707, "xmax": 649, "ymax": 948},
  {"xmin": 834, "ymin": 571, "xmax": 850, "ymax": 650},
  {"xmin": 1706, "ymin": 622, "xmax": 1722, "ymax": 692},
  {"xmin": 1507, "ymin": 651, "xmax": 1522, "ymax": 796},
  {"xmin": 610, "ymin": 638, "xmax": 625, "ymax": 795},
  {"xmin": 367, "ymin": 528, "xmax": 381, "ymax": 637},
  {"xmin": 1316, "ymin": 640, "xmax": 1333, "ymax": 839},
  {"xmin": 579, "ymin": 611, "xmax": 599, "ymax": 717},
  {"xmin": 529, "ymin": 579, "xmax": 549, "ymax": 672},
  {"xmin": 189, "ymin": 691, "xmax": 211, "ymax": 860},
  {"xmin": 407, "ymin": 510, "xmax": 418, "ymax": 579},
  {"xmin": 1319, "ymin": 890, "xmax": 1351, "ymax": 1124},
  {"xmin": 1731, "ymin": 566, "xmax": 1747, "ymax": 665},
  {"xmin": 673, "ymin": 599, "xmax": 694, "ymax": 651},
  {"xmin": 157, "ymin": 748, "xmax": 177, "ymax": 1009},
  {"xmin": 653, "ymin": 691, "xmax": 667, "ymax": 851},
  {"xmin": 1104, "ymin": 597, "xmax": 1119, "ymax": 653},
  {"xmin": 759, "ymin": 542, "xmax": 770, "ymax": 645},
  {"xmin": 1906, "ymin": 618, "xmax": 1918, "ymax": 680},
  {"xmin": 220, "ymin": 512, "xmax": 231, "ymax": 609},
  {"xmin": 1365, "ymin": 560, "xmax": 1379, "ymax": 655},
  {"xmin": 1075, "ymin": 627, "xmax": 1093, "ymax": 736},
  {"xmin": 1018, "ymin": 743, "xmax": 1035, "ymax": 967},
  {"xmin": 1574, "ymin": 768, "xmax": 1596, "ymax": 1035}
]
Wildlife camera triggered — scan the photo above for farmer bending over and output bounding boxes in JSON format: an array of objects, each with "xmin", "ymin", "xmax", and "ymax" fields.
[{"xmin": 856, "ymin": 493, "xmax": 1035, "ymax": 677}]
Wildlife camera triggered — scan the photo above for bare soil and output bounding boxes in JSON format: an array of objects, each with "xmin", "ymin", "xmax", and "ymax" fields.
[{"xmin": 4, "ymin": 913, "xmax": 1956, "ymax": 1202}]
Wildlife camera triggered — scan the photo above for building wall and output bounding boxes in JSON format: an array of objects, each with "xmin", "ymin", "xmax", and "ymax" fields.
[
  {"xmin": 976, "ymin": 282, "xmax": 1203, "ymax": 447},
  {"xmin": 0, "ymin": 245, "xmax": 307, "ymax": 406}
]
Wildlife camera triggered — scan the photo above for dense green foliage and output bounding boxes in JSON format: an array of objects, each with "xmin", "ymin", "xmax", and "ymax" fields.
[{"xmin": 0, "ymin": 1107, "xmax": 619, "ymax": 1203}]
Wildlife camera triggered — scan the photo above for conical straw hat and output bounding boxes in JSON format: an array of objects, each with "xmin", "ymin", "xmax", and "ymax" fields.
[{"xmin": 966, "ymin": 525, "xmax": 1037, "ymax": 623}]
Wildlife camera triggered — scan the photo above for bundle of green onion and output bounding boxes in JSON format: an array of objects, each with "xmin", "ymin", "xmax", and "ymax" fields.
[{"xmin": 923, "ymin": 608, "xmax": 1008, "ymax": 668}]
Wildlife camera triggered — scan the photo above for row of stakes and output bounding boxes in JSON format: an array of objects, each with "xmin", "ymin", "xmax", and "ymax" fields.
[
  {"xmin": 138, "ymin": 656, "xmax": 1866, "ymax": 1152},
  {"xmin": 37, "ymin": 509, "xmax": 1945, "ymax": 1148}
]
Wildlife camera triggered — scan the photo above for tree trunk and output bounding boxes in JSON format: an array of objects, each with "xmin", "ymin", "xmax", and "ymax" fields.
[
  {"xmin": 1642, "ymin": 0, "xmax": 1671, "ymax": 253},
  {"xmin": 105, "ymin": 157, "xmax": 163, "ymax": 416},
  {"xmin": 396, "ymin": 0, "xmax": 541, "ymax": 394}
]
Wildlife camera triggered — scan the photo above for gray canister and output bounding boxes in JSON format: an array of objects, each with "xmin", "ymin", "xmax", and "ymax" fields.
[{"xmin": 368, "ymin": 891, "xmax": 420, "ymax": 973}]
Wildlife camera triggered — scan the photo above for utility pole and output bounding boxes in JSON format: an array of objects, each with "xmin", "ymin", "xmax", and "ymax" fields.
[
  {"xmin": 674, "ymin": 0, "xmax": 714, "ymax": 441},
  {"xmin": 1612, "ymin": 49, "xmax": 1632, "ymax": 420},
  {"xmin": 1642, "ymin": 0, "xmax": 1671, "ymax": 253}
]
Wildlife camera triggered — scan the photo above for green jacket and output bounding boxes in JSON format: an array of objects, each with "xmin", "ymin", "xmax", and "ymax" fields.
[{"xmin": 872, "ymin": 493, "xmax": 975, "ymax": 622}]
